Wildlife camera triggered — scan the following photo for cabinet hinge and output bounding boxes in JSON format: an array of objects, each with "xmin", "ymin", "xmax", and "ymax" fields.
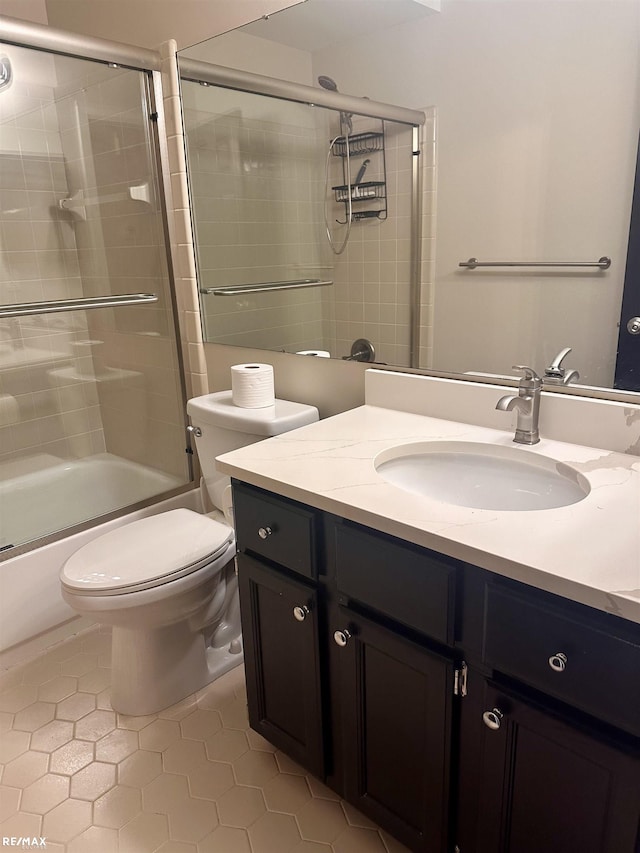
[{"xmin": 453, "ymin": 661, "xmax": 468, "ymax": 697}]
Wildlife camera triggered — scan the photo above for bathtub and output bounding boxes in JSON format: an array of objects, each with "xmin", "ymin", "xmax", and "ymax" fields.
[{"xmin": 0, "ymin": 453, "xmax": 200, "ymax": 653}]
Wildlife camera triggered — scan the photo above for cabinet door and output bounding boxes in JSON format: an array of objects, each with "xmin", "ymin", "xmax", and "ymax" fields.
[
  {"xmin": 333, "ymin": 605, "xmax": 453, "ymax": 853},
  {"xmin": 237, "ymin": 554, "xmax": 324, "ymax": 776},
  {"xmin": 458, "ymin": 679, "xmax": 640, "ymax": 853}
]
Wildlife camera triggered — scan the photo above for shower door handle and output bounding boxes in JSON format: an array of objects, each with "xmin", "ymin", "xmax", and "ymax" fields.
[{"xmin": 0, "ymin": 293, "xmax": 158, "ymax": 318}]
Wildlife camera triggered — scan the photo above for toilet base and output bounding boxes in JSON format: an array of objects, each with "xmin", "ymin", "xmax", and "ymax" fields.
[{"xmin": 110, "ymin": 621, "xmax": 243, "ymax": 716}]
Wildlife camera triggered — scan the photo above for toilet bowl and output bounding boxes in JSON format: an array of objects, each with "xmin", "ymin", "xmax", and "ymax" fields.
[{"xmin": 60, "ymin": 391, "xmax": 318, "ymax": 715}]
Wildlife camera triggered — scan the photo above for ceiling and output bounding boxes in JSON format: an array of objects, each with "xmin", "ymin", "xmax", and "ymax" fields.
[{"xmin": 241, "ymin": 0, "xmax": 439, "ymax": 53}]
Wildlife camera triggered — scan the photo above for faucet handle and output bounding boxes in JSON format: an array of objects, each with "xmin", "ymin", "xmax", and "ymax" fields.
[
  {"xmin": 547, "ymin": 347, "xmax": 572, "ymax": 372},
  {"xmin": 512, "ymin": 365, "xmax": 541, "ymax": 383}
]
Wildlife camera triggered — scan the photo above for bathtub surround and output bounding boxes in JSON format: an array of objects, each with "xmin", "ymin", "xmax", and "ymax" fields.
[{"xmin": 0, "ymin": 488, "xmax": 202, "ymax": 658}]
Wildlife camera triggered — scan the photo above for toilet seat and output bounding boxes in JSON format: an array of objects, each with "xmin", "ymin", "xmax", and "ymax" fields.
[{"xmin": 61, "ymin": 509, "xmax": 234, "ymax": 596}]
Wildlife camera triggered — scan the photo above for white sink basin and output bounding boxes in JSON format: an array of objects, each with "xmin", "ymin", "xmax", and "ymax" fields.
[{"xmin": 375, "ymin": 441, "xmax": 590, "ymax": 511}]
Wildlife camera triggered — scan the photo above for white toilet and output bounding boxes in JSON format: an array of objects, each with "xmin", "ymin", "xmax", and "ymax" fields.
[{"xmin": 60, "ymin": 391, "xmax": 318, "ymax": 716}]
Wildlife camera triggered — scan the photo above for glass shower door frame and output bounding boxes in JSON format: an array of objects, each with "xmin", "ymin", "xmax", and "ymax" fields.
[{"xmin": 0, "ymin": 19, "xmax": 196, "ymax": 558}]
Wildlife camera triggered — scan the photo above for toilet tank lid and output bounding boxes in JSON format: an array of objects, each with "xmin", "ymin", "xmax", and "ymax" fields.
[
  {"xmin": 61, "ymin": 509, "xmax": 234, "ymax": 593},
  {"xmin": 187, "ymin": 391, "xmax": 319, "ymax": 436}
]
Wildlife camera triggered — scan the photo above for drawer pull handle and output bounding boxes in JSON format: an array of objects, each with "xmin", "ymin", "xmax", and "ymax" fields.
[
  {"xmin": 334, "ymin": 629, "xmax": 352, "ymax": 647},
  {"xmin": 258, "ymin": 526, "xmax": 273, "ymax": 540},
  {"xmin": 293, "ymin": 605, "xmax": 310, "ymax": 622},
  {"xmin": 548, "ymin": 652, "xmax": 568, "ymax": 672},
  {"xmin": 482, "ymin": 708, "xmax": 504, "ymax": 731}
]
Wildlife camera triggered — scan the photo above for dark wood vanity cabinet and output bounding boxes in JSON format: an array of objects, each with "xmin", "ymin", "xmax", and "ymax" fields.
[
  {"xmin": 456, "ymin": 675, "xmax": 640, "ymax": 853},
  {"xmin": 457, "ymin": 572, "xmax": 640, "ymax": 853},
  {"xmin": 236, "ymin": 554, "xmax": 325, "ymax": 777},
  {"xmin": 334, "ymin": 604, "xmax": 454, "ymax": 852},
  {"xmin": 233, "ymin": 480, "xmax": 640, "ymax": 853}
]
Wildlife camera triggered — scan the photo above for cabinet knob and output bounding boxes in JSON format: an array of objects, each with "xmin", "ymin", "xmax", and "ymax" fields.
[
  {"xmin": 548, "ymin": 652, "xmax": 568, "ymax": 672},
  {"xmin": 293, "ymin": 605, "xmax": 310, "ymax": 622},
  {"xmin": 258, "ymin": 526, "xmax": 272, "ymax": 540},
  {"xmin": 482, "ymin": 708, "xmax": 504, "ymax": 731},
  {"xmin": 333, "ymin": 629, "xmax": 352, "ymax": 647}
]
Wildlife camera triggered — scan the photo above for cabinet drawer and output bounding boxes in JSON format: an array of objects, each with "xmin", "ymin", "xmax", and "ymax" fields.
[
  {"xmin": 484, "ymin": 585, "xmax": 640, "ymax": 736},
  {"xmin": 333, "ymin": 521, "xmax": 456, "ymax": 646},
  {"xmin": 233, "ymin": 482, "xmax": 319, "ymax": 579}
]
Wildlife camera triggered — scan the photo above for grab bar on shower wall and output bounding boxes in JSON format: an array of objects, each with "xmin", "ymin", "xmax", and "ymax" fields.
[
  {"xmin": 459, "ymin": 256, "xmax": 611, "ymax": 270},
  {"xmin": 0, "ymin": 293, "xmax": 158, "ymax": 318},
  {"xmin": 202, "ymin": 279, "xmax": 334, "ymax": 296}
]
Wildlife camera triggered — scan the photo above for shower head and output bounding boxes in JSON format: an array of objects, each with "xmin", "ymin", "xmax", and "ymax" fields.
[
  {"xmin": 318, "ymin": 75, "xmax": 352, "ymax": 134},
  {"xmin": 318, "ymin": 75, "xmax": 338, "ymax": 92}
]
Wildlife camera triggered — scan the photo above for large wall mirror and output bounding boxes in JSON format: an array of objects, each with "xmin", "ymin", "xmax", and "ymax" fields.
[{"xmin": 179, "ymin": 0, "xmax": 640, "ymax": 396}]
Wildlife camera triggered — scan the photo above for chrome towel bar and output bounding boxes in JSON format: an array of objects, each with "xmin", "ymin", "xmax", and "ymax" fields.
[
  {"xmin": 459, "ymin": 257, "xmax": 611, "ymax": 270},
  {"xmin": 0, "ymin": 293, "xmax": 158, "ymax": 318},
  {"xmin": 202, "ymin": 279, "xmax": 333, "ymax": 296}
]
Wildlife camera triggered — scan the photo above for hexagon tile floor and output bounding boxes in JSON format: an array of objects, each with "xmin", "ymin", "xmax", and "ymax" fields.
[{"xmin": 0, "ymin": 626, "xmax": 410, "ymax": 853}]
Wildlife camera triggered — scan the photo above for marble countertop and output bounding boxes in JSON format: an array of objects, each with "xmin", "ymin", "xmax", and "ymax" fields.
[{"xmin": 217, "ymin": 397, "xmax": 640, "ymax": 624}]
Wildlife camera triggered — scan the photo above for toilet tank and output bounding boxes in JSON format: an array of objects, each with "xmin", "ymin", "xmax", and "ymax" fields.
[{"xmin": 186, "ymin": 391, "xmax": 319, "ymax": 513}]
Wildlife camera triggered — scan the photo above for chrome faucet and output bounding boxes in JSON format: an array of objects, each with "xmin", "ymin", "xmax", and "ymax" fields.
[
  {"xmin": 544, "ymin": 347, "xmax": 579, "ymax": 385},
  {"xmin": 496, "ymin": 365, "xmax": 542, "ymax": 445}
]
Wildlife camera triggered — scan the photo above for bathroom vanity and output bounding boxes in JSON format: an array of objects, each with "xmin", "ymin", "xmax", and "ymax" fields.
[{"xmin": 217, "ymin": 371, "xmax": 640, "ymax": 853}]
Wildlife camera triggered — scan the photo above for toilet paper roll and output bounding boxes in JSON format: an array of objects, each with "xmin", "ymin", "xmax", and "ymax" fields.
[
  {"xmin": 296, "ymin": 350, "xmax": 331, "ymax": 358},
  {"xmin": 231, "ymin": 363, "xmax": 275, "ymax": 408},
  {"xmin": 0, "ymin": 394, "xmax": 19, "ymax": 425}
]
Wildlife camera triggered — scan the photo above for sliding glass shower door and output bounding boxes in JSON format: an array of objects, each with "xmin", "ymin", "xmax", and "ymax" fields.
[{"xmin": 0, "ymin": 43, "xmax": 191, "ymax": 552}]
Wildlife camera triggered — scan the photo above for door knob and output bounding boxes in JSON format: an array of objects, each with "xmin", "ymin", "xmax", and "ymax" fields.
[
  {"xmin": 482, "ymin": 708, "xmax": 504, "ymax": 730},
  {"xmin": 258, "ymin": 526, "xmax": 272, "ymax": 540},
  {"xmin": 333, "ymin": 629, "xmax": 352, "ymax": 647},
  {"xmin": 627, "ymin": 316, "xmax": 640, "ymax": 335},
  {"xmin": 293, "ymin": 605, "xmax": 310, "ymax": 622}
]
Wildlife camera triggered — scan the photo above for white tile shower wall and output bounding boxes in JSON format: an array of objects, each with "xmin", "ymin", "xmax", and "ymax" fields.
[
  {"xmin": 0, "ymin": 46, "xmax": 105, "ymax": 464},
  {"xmin": 160, "ymin": 40, "xmax": 209, "ymax": 400},
  {"xmin": 54, "ymin": 60, "xmax": 188, "ymax": 479},
  {"xmin": 329, "ymin": 113, "xmax": 436, "ymax": 366},
  {"xmin": 181, "ymin": 87, "xmax": 332, "ymax": 355}
]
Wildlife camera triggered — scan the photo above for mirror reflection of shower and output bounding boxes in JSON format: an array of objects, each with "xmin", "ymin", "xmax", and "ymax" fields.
[{"xmin": 318, "ymin": 75, "xmax": 353, "ymax": 255}]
